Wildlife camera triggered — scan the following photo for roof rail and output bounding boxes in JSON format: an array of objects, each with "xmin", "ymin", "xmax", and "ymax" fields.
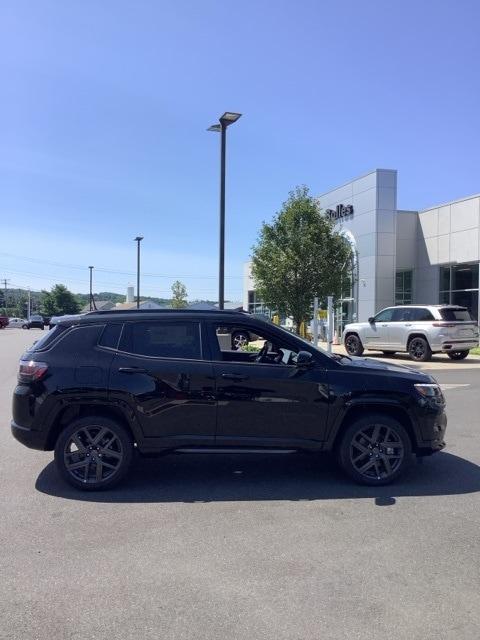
[{"xmin": 85, "ymin": 308, "xmax": 247, "ymax": 316}]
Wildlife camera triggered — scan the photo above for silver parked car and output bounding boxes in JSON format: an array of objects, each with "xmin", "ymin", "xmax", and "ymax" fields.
[{"xmin": 343, "ymin": 305, "xmax": 479, "ymax": 362}]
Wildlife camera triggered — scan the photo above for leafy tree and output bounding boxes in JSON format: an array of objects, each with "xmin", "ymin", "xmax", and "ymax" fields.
[
  {"xmin": 41, "ymin": 284, "xmax": 81, "ymax": 316},
  {"xmin": 171, "ymin": 280, "xmax": 188, "ymax": 308},
  {"xmin": 251, "ymin": 186, "xmax": 352, "ymax": 331}
]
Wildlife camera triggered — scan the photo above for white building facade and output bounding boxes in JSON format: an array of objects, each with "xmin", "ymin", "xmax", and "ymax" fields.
[{"xmin": 243, "ymin": 169, "xmax": 480, "ymax": 325}]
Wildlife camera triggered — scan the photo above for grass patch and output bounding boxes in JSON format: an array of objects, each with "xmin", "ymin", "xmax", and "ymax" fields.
[{"xmin": 470, "ymin": 347, "xmax": 480, "ymax": 356}]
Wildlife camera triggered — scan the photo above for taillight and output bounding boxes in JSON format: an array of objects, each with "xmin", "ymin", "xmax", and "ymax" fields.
[
  {"xmin": 432, "ymin": 322, "xmax": 456, "ymax": 328},
  {"xmin": 18, "ymin": 360, "xmax": 48, "ymax": 382}
]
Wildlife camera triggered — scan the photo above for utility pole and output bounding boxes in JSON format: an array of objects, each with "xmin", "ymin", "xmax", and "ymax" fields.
[
  {"xmin": 1, "ymin": 278, "xmax": 10, "ymax": 315},
  {"xmin": 27, "ymin": 287, "xmax": 31, "ymax": 321},
  {"xmin": 88, "ymin": 266, "xmax": 95, "ymax": 311}
]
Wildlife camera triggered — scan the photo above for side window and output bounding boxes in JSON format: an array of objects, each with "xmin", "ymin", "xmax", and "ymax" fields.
[
  {"xmin": 98, "ymin": 323, "xmax": 123, "ymax": 350},
  {"xmin": 375, "ymin": 308, "xmax": 394, "ymax": 322},
  {"xmin": 213, "ymin": 324, "xmax": 299, "ymax": 365},
  {"xmin": 120, "ymin": 321, "xmax": 201, "ymax": 359},
  {"xmin": 412, "ymin": 308, "xmax": 435, "ymax": 321},
  {"xmin": 392, "ymin": 308, "xmax": 407, "ymax": 322}
]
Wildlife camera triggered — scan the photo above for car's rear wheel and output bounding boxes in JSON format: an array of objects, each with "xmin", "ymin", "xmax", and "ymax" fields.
[
  {"xmin": 447, "ymin": 350, "xmax": 469, "ymax": 360},
  {"xmin": 338, "ymin": 414, "xmax": 412, "ymax": 485},
  {"xmin": 408, "ymin": 336, "xmax": 432, "ymax": 362},
  {"xmin": 344, "ymin": 333, "xmax": 364, "ymax": 356},
  {"xmin": 231, "ymin": 330, "xmax": 249, "ymax": 350},
  {"xmin": 54, "ymin": 416, "xmax": 134, "ymax": 491}
]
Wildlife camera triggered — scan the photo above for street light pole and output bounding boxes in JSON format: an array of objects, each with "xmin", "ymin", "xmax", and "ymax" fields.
[
  {"xmin": 134, "ymin": 237, "xmax": 144, "ymax": 309},
  {"xmin": 88, "ymin": 266, "xmax": 94, "ymax": 311},
  {"xmin": 208, "ymin": 112, "xmax": 242, "ymax": 310}
]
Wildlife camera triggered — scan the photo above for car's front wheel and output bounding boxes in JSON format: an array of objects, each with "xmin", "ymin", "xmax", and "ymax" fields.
[
  {"xmin": 338, "ymin": 414, "xmax": 412, "ymax": 485},
  {"xmin": 344, "ymin": 333, "xmax": 364, "ymax": 356},
  {"xmin": 54, "ymin": 416, "xmax": 134, "ymax": 491},
  {"xmin": 447, "ymin": 350, "xmax": 469, "ymax": 360}
]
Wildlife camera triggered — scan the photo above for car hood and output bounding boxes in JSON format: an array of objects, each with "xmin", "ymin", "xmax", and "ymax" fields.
[{"xmin": 342, "ymin": 355, "xmax": 433, "ymax": 381}]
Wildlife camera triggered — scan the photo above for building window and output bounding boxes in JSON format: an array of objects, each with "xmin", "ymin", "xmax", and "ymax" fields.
[
  {"xmin": 247, "ymin": 290, "xmax": 272, "ymax": 317},
  {"xmin": 395, "ymin": 270, "xmax": 413, "ymax": 305},
  {"xmin": 439, "ymin": 263, "xmax": 479, "ymax": 320}
]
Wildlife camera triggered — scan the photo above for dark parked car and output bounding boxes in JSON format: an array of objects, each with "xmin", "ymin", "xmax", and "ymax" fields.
[
  {"xmin": 0, "ymin": 315, "xmax": 8, "ymax": 329},
  {"xmin": 11, "ymin": 310, "xmax": 447, "ymax": 491},
  {"xmin": 22, "ymin": 315, "xmax": 44, "ymax": 330}
]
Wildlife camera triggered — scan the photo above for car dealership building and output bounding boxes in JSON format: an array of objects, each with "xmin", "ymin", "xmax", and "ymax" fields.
[{"xmin": 243, "ymin": 169, "xmax": 480, "ymax": 327}]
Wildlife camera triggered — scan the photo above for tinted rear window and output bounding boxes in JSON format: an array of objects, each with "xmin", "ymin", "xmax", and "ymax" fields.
[
  {"xmin": 120, "ymin": 321, "xmax": 201, "ymax": 359},
  {"xmin": 31, "ymin": 324, "xmax": 68, "ymax": 351},
  {"xmin": 98, "ymin": 324, "xmax": 123, "ymax": 349},
  {"xmin": 439, "ymin": 308, "xmax": 473, "ymax": 321}
]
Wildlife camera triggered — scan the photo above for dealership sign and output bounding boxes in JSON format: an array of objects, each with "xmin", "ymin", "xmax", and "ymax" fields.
[{"xmin": 325, "ymin": 204, "xmax": 354, "ymax": 220}]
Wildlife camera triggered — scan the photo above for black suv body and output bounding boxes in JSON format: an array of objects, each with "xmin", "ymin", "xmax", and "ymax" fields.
[{"xmin": 11, "ymin": 310, "xmax": 447, "ymax": 490}]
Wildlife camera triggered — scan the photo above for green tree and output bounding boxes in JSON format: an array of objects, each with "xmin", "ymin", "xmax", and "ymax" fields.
[
  {"xmin": 251, "ymin": 186, "xmax": 352, "ymax": 332},
  {"xmin": 41, "ymin": 284, "xmax": 81, "ymax": 316},
  {"xmin": 171, "ymin": 280, "xmax": 188, "ymax": 308}
]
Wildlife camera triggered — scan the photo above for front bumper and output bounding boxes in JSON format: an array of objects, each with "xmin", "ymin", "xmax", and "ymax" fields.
[
  {"xmin": 11, "ymin": 421, "xmax": 48, "ymax": 451},
  {"xmin": 416, "ymin": 406, "xmax": 447, "ymax": 455}
]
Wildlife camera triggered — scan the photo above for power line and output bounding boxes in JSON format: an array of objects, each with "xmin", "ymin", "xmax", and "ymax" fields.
[{"xmin": 0, "ymin": 252, "xmax": 243, "ymax": 279}]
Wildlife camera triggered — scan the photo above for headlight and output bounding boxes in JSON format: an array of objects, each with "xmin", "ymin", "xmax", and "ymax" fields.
[{"xmin": 414, "ymin": 383, "xmax": 444, "ymax": 400}]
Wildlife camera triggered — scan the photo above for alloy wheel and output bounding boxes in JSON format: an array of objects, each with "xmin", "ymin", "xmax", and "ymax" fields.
[
  {"xmin": 345, "ymin": 335, "xmax": 360, "ymax": 355},
  {"xmin": 63, "ymin": 425, "xmax": 124, "ymax": 484},
  {"xmin": 409, "ymin": 338, "xmax": 425, "ymax": 360},
  {"xmin": 233, "ymin": 333, "xmax": 249, "ymax": 349},
  {"xmin": 350, "ymin": 423, "xmax": 404, "ymax": 481}
]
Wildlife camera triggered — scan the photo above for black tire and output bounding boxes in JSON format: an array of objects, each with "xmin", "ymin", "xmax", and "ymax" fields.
[
  {"xmin": 22, "ymin": 325, "xmax": 29, "ymax": 330},
  {"xmin": 408, "ymin": 336, "xmax": 432, "ymax": 362},
  {"xmin": 231, "ymin": 330, "xmax": 250, "ymax": 350},
  {"xmin": 382, "ymin": 351, "xmax": 396, "ymax": 356},
  {"xmin": 447, "ymin": 350, "xmax": 469, "ymax": 360},
  {"xmin": 54, "ymin": 416, "xmax": 134, "ymax": 491},
  {"xmin": 338, "ymin": 414, "xmax": 412, "ymax": 486},
  {"xmin": 344, "ymin": 333, "xmax": 364, "ymax": 356}
]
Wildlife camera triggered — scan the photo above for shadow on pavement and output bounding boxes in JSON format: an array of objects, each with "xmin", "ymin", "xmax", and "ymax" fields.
[{"xmin": 36, "ymin": 450, "xmax": 480, "ymax": 504}]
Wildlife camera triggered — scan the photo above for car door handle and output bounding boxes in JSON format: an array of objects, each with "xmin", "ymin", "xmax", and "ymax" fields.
[
  {"xmin": 404, "ymin": 323, "xmax": 412, "ymax": 327},
  {"xmin": 381, "ymin": 324, "xmax": 388, "ymax": 327},
  {"xmin": 221, "ymin": 373, "xmax": 249, "ymax": 381},
  {"xmin": 118, "ymin": 367, "xmax": 148, "ymax": 374}
]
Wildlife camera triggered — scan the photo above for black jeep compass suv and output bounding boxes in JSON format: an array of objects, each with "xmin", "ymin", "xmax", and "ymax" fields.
[{"xmin": 11, "ymin": 309, "xmax": 447, "ymax": 491}]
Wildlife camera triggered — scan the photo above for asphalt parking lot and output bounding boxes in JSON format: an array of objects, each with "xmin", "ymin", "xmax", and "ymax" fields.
[{"xmin": 1, "ymin": 329, "xmax": 480, "ymax": 640}]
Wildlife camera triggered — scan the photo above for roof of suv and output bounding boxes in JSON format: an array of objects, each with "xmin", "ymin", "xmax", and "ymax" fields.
[{"xmin": 58, "ymin": 309, "xmax": 261, "ymax": 326}]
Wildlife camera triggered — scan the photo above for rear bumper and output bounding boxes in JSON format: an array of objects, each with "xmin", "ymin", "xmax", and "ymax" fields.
[
  {"xmin": 11, "ymin": 421, "xmax": 48, "ymax": 451},
  {"xmin": 439, "ymin": 340, "xmax": 478, "ymax": 352}
]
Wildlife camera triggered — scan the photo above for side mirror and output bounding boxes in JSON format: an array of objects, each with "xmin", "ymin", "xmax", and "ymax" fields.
[
  {"xmin": 296, "ymin": 350, "xmax": 314, "ymax": 368},
  {"xmin": 368, "ymin": 316, "xmax": 375, "ymax": 324}
]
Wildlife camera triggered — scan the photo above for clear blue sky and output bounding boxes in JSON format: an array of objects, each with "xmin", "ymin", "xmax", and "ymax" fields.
[{"xmin": 1, "ymin": 0, "xmax": 479, "ymax": 300}]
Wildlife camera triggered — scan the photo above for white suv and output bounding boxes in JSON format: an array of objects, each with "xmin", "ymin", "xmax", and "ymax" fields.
[{"xmin": 343, "ymin": 305, "xmax": 479, "ymax": 362}]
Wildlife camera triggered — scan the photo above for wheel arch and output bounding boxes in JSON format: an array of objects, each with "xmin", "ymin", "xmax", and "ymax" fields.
[
  {"xmin": 45, "ymin": 402, "xmax": 139, "ymax": 450},
  {"xmin": 330, "ymin": 403, "xmax": 419, "ymax": 453},
  {"xmin": 406, "ymin": 332, "xmax": 430, "ymax": 349}
]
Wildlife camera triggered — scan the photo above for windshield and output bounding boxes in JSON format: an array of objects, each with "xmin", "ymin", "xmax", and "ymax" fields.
[{"xmin": 439, "ymin": 307, "xmax": 474, "ymax": 321}]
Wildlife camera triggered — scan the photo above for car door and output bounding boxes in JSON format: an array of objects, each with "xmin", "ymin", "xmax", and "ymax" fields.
[
  {"xmin": 208, "ymin": 321, "xmax": 330, "ymax": 447},
  {"xmin": 363, "ymin": 308, "xmax": 394, "ymax": 349},
  {"xmin": 108, "ymin": 319, "xmax": 216, "ymax": 447},
  {"xmin": 388, "ymin": 307, "xmax": 410, "ymax": 349}
]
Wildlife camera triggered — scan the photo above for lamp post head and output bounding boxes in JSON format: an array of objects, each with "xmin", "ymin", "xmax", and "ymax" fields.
[
  {"xmin": 134, "ymin": 236, "xmax": 144, "ymax": 242},
  {"xmin": 88, "ymin": 265, "xmax": 94, "ymax": 270},
  {"xmin": 208, "ymin": 112, "xmax": 242, "ymax": 132}
]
